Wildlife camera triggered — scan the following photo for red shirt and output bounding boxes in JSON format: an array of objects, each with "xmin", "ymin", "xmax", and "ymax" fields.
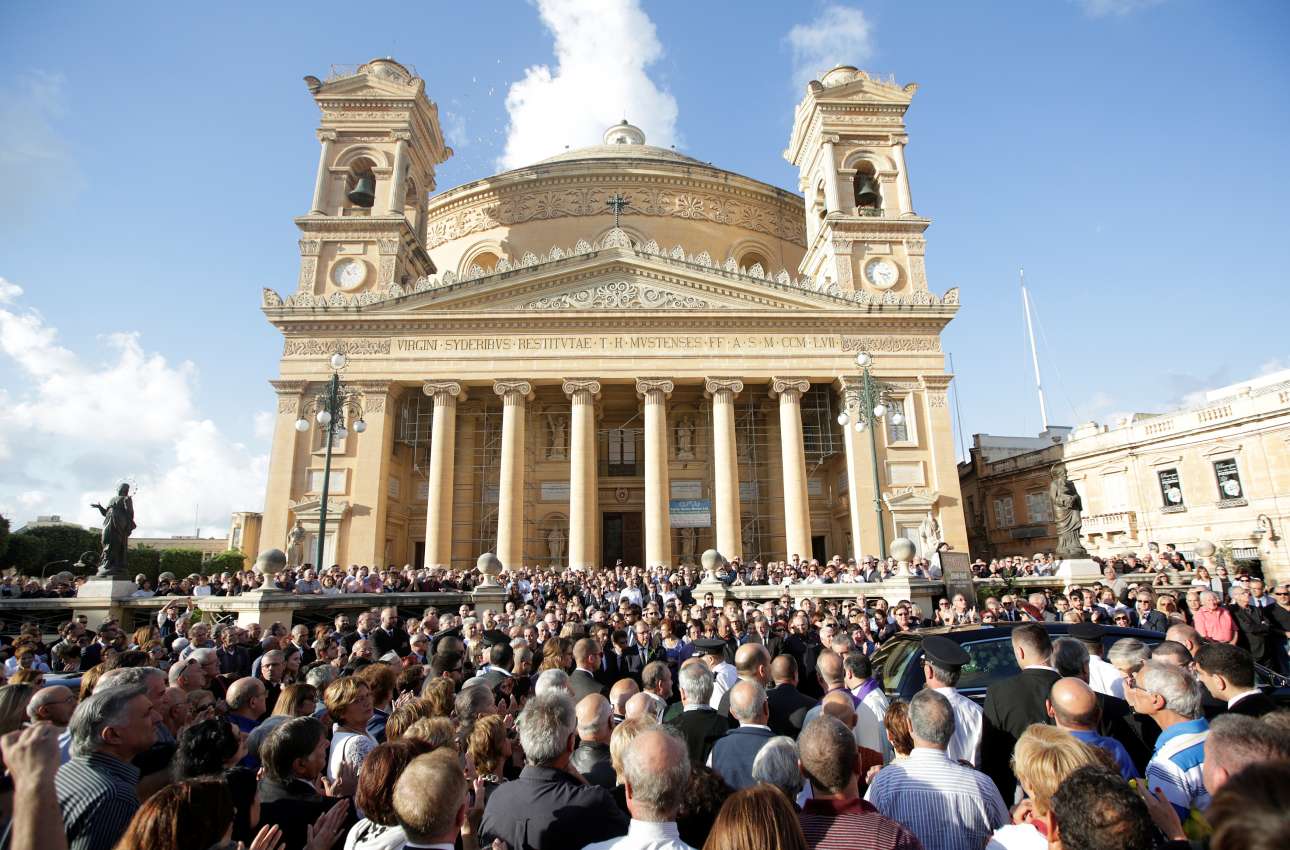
[{"xmin": 799, "ymin": 796, "xmax": 925, "ymax": 850}]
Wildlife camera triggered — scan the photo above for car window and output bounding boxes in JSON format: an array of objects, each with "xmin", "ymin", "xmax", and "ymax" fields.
[
  {"xmin": 874, "ymin": 639, "xmax": 920, "ymax": 694},
  {"xmin": 957, "ymin": 638, "xmax": 1019, "ymax": 692}
]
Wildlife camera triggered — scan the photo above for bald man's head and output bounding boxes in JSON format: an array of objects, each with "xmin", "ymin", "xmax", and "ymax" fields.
[
  {"xmin": 770, "ymin": 654, "xmax": 798, "ymax": 685},
  {"xmin": 821, "ymin": 690, "xmax": 856, "ymax": 729},
  {"xmin": 576, "ymin": 694, "xmax": 612, "ymax": 743},
  {"xmin": 816, "ymin": 650, "xmax": 844, "ymax": 687},
  {"xmin": 734, "ymin": 643, "xmax": 771, "ymax": 685},
  {"xmin": 728, "ymin": 680, "xmax": 768, "ymax": 726},
  {"xmin": 624, "ymin": 691, "xmax": 666, "ymax": 721},
  {"xmin": 1048, "ymin": 677, "xmax": 1099, "ymax": 730},
  {"xmin": 609, "ymin": 678, "xmax": 639, "ymax": 716},
  {"xmin": 1165, "ymin": 623, "xmax": 1201, "ymax": 654}
]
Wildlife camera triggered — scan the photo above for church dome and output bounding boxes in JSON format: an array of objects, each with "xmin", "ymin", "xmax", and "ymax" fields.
[{"xmin": 535, "ymin": 120, "xmax": 702, "ymax": 166}]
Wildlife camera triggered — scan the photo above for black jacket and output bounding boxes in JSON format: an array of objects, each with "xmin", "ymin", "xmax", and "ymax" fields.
[
  {"xmin": 1230, "ymin": 604, "xmax": 1271, "ymax": 661},
  {"xmin": 668, "ymin": 705, "xmax": 731, "ymax": 764},
  {"xmin": 709, "ymin": 725, "xmax": 776, "ymax": 790},
  {"xmin": 258, "ymin": 778, "xmax": 354, "ymax": 850},
  {"xmin": 569, "ymin": 669, "xmax": 605, "ymax": 703},
  {"xmin": 570, "ymin": 741, "xmax": 616, "ymax": 788},
  {"xmin": 371, "ymin": 627, "xmax": 409, "ymax": 658},
  {"xmin": 766, "ymin": 682, "xmax": 819, "ymax": 739},
  {"xmin": 479, "ymin": 765, "xmax": 627, "ymax": 850},
  {"xmin": 982, "ymin": 666, "xmax": 1061, "ymax": 800},
  {"xmin": 1228, "ymin": 690, "xmax": 1277, "ymax": 718}
]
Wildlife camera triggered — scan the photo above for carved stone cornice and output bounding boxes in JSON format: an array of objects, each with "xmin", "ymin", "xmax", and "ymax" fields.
[
  {"xmin": 349, "ymin": 380, "xmax": 392, "ymax": 414},
  {"xmin": 703, "ymin": 378, "xmax": 745, "ymax": 398},
  {"xmin": 769, "ymin": 377, "xmax": 811, "ymax": 400},
  {"xmin": 271, "ymin": 380, "xmax": 310, "ymax": 415},
  {"xmin": 422, "ymin": 380, "xmax": 466, "ymax": 401},
  {"xmin": 562, "ymin": 379, "xmax": 603, "ymax": 400},
  {"xmin": 524, "ymin": 281, "xmax": 709, "ymax": 311},
  {"xmin": 635, "ymin": 378, "xmax": 674, "ymax": 400},
  {"xmin": 841, "ymin": 335, "xmax": 941, "ymax": 353},
  {"xmin": 920, "ymin": 374, "xmax": 952, "ymax": 408},
  {"xmin": 493, "ymin": 379, "xmax": 535, "ymax": 401}
]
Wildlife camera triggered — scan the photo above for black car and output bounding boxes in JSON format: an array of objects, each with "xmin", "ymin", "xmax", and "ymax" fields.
[{"xmin": 871, "ymin": 622, "xmax": 1290, "ymax": 704}]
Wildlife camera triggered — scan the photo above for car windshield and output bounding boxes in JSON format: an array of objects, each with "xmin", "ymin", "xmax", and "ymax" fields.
[
  {"xmin": 957, "ymin": 638, "xmax": 1020, "ymax": 691},
  {"xmin": 874, "ymin": 638, "xmax": 921, "ymax": 693}
]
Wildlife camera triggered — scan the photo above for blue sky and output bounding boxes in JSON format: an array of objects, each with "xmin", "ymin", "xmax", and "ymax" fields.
[{"xmin": 1, "ymin": 0, "xmax": 1287, "ymax": 534}]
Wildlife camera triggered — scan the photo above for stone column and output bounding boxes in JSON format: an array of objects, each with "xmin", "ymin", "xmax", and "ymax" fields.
[
  {"xmin": 423, "ymin": 381, "xmax": 466, "ymax": 569},
  {"xmin": 563, "ymin": 379, "xmax": 602, "ymax": 570},
  {"xmin": 771, "ymin": 378, "xmax": 812, "ymax": 561},
  {"xmin": 705, "ymin": 378, "xmax": 744, "ymax": 560},
  {"xmin": 310, "ymin": 131, "xmax": 336, "ymax": 215},
  {"xmin": 821, "ymin": 137, "xmax": 843, "ymax": 215},
  {"xmin": 346, "ymin": 382, "xmax": 395, "ymax": 567},
  {"xmin": 494, "ymin": 380, "xmax": 533, "ymax": 570},
  {"xmin": 263, "ymin": 380, "xmax": 309, "ymax": 564},
  {"xmin": 386, "ymin": 134, "xmax": 410, "ymax": 215},
  {"xmin": 892, "ymin": 136, "xmax": 913, "ymax": 217},
  {"xmin": 837, "ymin": 379, "xmax": 868, "ymax": 562},
  {"xmin": 637, "ymin": 378, "xmax": 675, "ymax": 568}
]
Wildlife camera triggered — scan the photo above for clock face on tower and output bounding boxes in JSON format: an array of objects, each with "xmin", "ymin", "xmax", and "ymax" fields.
[
  {"xmin": 864, "ymin": 258, "xmax": 900, "ymax": 290},
  {"xmin": 331, "ymin": 258, "xmax": 369, "ymax": 290}
]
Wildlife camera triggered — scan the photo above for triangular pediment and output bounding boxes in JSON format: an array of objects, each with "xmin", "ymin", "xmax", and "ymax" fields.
[
  {"xmin": 368, "ymin": 251, "xmax": 856, "ymax": 314},
  {"xmin": 316, "ymin": 73, "xmax": 417, "ymax": 100}
]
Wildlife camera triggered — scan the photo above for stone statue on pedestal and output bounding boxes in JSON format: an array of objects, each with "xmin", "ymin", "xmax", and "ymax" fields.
[
  {"xmin": 90, "ymin": 483, "xmax": 135, "ymax": 579},
  {"xmin": 547, "ymin": 413, "xmax": 569, "ymax": 460},
  {"xmin": 1050, "ymin": 463, "xmax": 1089, "ymax": 559},
  {"xmin": 680, "ymin": 527, "xmax": 698, "ymax": 565},
  {"xmin": 918, "ymin": 514, "xmax": 942, "ymax": 558},
  {"xmin": 286, "ymin": 520, "xmax": 307, "ymax": 566},
  {"xmin": 547, "ymin": 527, "xmax": 566, "ymax": 568},
  {"xmin": 676, "ymin": 416, "xmax": 696, "ymax": 459}
]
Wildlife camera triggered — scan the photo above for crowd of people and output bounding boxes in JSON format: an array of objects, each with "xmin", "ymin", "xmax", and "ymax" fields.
[{"xmin": 0, "ymin": 552, "xmax": 1286, "ymax": 850}]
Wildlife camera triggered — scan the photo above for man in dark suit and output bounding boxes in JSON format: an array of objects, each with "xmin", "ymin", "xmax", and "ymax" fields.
[
  {"xmin": 479, "ymin": 693, "xmax": 627, "ymax": 850},
  {"xmin": 1229, "ymin": 586, "xmax": 1271, "ymax": 663},
  {"xmin": 289, "ymin": 624, "xmax": 316, "ymax": 667},
  {"xmin": 1129, "ymin": 592, "xmax": 1169, "ymax": 633},
  {"xmin": 667, "ymin": 658, "xmax": 730, "ymax": 764},
  {"xmin": 372, "ymin": 607, "xmax": 410, "ymax": 658},
  {"xmin": 766, "ymin": 654, "xmax": 818, "ymax": 739},
  {"xmin": 570, "ymin": 694, "xmax": 616, "ymax": 788},
  {"xmin": 982, "ymin": 623, "xmax": 1060, "ymax": 800},
  {"xmin": 623, "ymin": 621, "xmax": 664, "ymax": 683},
  {"xmin": 341, "ymin": 612, "xmax": 375, "ymax": 655},
  {"xmin": 709, "ymin": 680, "xmax": 776, "ymax": 790},
  {"xmin": 569, "ymin": 637, "xmax": 607, "ymax": 702},
  {"xmin": 1195, "ymin": 641, "xmax": 1277, "ymax": 717}
]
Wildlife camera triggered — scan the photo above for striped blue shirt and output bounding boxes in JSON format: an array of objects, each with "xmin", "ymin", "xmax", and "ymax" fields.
[
  {"xmin": 1146, "ymin": 717, "xmax": 1209, "ymax": 821},
  {"xmin": 865, "ymin": 748, "xmax": 1009, "ymax": 850}
]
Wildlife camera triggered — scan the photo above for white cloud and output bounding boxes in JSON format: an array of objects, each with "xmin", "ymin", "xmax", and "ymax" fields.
[
  {"xmin": 787, "ymin": 5, "xmax": 875, "ymax": 91},
  {"xmin": 0, "ymin": 71, "xmax": 83, "ymax": 230},
  {"xmin": 0, "ymin": 277, "xmax": 268, "ymax": 537},
  {"xmin": 498, "ymin": 0, "xmax": 679, "ymax": 170},
  {"xmin": 1078, "ymin": 0, "xmax": 1165, "ymax": 17}
]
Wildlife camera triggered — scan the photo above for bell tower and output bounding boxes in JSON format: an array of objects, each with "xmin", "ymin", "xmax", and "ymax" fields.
[
  {"xmin": 784, "ymin": 66, "xmax": 927, "ymax": 296},
  {"xmin": 296, "ymin": 58, "xmax": 451, "ymax": 296}
]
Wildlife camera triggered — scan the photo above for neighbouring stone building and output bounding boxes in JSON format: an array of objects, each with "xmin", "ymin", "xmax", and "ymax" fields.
[
  {"xmin": 256, "ymin": 58, "xmax": 965, "ymax": 571},
  {"xmin": 958, "ymin": 370, "xmax": 1290, "ymax": 584}
]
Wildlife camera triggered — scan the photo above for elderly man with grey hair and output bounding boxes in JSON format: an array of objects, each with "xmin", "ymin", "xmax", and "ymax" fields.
[
  {"xmin": 751, "ymin": 735, "xmax": 804, "ymax": 802},
  {"xmin": 707, "ymin": 680, "xmax": 773, "ymax": 790},
  {"xmin": 865, "ymin": 689, "xmax": 1007, "ymax": 850},
  {"xmin": 584, "ymin": 727, "xmax": 695, "ymax": 850},
  {"xmin": 1125, "ymin": 659, "xmax": 1210, "ymax": 822},
  {"xmin": 55, "ymin": 684, "xmax": 158, "ymax": 850},
  {"xmin": 480, "ymin": 694, "xmax": 628, "ymax": 850},
  {"xmin": 667, "ymin": 660, "xmax": 728, "ymax": 764},
  {"xmin": 534, "ymin": 668, "xmax": 572, "ymax": 699}
]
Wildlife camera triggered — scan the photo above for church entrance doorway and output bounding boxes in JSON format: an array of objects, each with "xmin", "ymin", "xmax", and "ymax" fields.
[{"xmin": 602, "ymin": 512, "xmax": 643, "ymax": 569}]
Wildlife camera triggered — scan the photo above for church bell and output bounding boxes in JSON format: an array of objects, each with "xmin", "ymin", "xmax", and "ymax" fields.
[
  {"xmin": 854, "ymin": 175, "xmax": 881, "ymax": 209},
  {"xmin": 347, "ymin": 173, "xmax": 376, "ymax": 208}
]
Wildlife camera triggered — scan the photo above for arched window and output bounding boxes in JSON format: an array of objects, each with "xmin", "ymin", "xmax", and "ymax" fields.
[
  {"xmin": 853, "ymin": 162, "xmax": 881, "ymax": 214},
  {"xmin": 472, "ymin": 251, "xmax": 499, "ymax": 273},
  {"xmin": 739, "ymin": 251, "xmax": 769, "ymax": 274}
]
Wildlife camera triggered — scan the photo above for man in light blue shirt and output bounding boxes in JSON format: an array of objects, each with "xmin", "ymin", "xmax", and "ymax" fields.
[{"xmin": 1048, "ymin": 677, "xmax": 1139, "ymax": 780}]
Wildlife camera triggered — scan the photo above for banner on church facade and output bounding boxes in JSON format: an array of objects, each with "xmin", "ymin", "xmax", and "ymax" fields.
[{"xmin": 669, "ymin": 499, "xmax": 711, "ymax": 528}]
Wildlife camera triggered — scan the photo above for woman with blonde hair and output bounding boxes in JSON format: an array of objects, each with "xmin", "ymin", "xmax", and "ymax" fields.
[
  {"xmin": 324, "ymin": 676, "xmax": 377, "ymax": 779},
  {"xmin": 271, "ymin": 682, "xmax": 319, "ymax": 717},
  {"xmin": 420, "ymin": 676, "xmax": 455, "ymax": 717},
  {"xmin": 986, "ymin": 723, "xmax": 1104, "ymax": 850},
  {"xmin": 0, "ymin": 684, "xmax": 34, "ymax": 735},
  {"xmin": 384, "ymin": 697, "xmax": 437, "ymax": 741}
]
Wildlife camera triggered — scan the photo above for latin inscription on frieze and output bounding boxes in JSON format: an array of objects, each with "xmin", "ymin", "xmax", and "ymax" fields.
[{"xmin": 389, "ymin": 334, "xmax": 843, "ymax": 354}]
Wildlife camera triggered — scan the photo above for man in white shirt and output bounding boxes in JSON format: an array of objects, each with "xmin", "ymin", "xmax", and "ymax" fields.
[
  {"xmin": 1070, "ymin": 623, "xmax": 1125, "ymax": 699},
  {"xmin": 920, "ymin": 636, "xmax": 982, "ymax": 767},
  {"xmin": 696, "ymin": 639, "xmax": 737, "ymax": 711},
  {"xmin": 585, "ymin": 728, "xmax": 695, "ymax": 850}
]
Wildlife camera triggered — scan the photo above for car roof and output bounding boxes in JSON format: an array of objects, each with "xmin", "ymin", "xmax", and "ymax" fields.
[{"xmin": 882, "ymin": 622, "xmax": 1163, "ymax": 644}]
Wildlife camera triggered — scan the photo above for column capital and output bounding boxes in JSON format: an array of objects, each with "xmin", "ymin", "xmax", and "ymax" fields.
[
  {"xmin": 562, "ymin": 378, "xmax": 602, "ymax": 399},
  {"xmin": 836, "ymin": 375, "xmax": 865, "ymax": 408},
  {"xmin": 349, "ymin": 380, "xmax": 393, "ymax": 414},
  {"xmin": 390, "ymin": 130, "xmax": 413, "ymax": 143},
  {"xmin": 423, "ymin": 380, "xmax": 467, "ymax": 401},
  {"xmin": 769, "ymin": 377, "xmax": 810, "ymax": 400},
  {"xmin": 316, "ymin": 129, "xmax": 338, "ymax": 143},
  {"xmin": 636, "ymin": 378, "xmax": 674, "ymax": 399},
  {"xmin": 703, "ymin": 378, "xmax": 745, "ymax": 399},
  {"xmin": 493, "ymin": 379, "xmax": 534, "ymax": 401}
]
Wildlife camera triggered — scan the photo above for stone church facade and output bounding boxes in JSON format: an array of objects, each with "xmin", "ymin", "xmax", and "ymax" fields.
[{"xmin": 258, "ymin": 58, "xmax": 965, "ymax": 571}]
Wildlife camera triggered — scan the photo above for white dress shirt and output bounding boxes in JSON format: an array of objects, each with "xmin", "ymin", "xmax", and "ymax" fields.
[
  {"xmin": 708, "ymin": 661, "xmax": 738, "ymax": 710},
  {"xmin": 1088, "ymin": 655, "xmax": 1125, "ymax": 700},
  {"xmin": 933, "ymin": 686, "xmax": 983, "ymax": 767},
  {"xmin": 1228, "ymin": 689, "xmax": 1263, "ymax": 709},
  {"xmin": 582, "ymin": 818, "xmax": 696, "ymax": 850}
]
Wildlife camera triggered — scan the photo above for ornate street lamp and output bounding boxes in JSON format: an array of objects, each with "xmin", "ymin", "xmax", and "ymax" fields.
[
  {"xmin": 294, "ymin": 351, "xmax": 366, "ymax": 571},
  {"xmin": 835, "ymin": 351, "xmax": 903, "ymax": 557}
]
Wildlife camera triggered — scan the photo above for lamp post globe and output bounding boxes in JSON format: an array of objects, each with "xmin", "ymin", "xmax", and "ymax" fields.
[
  {"xmin": 294, "ymin": 418, "xmax": 310, "ymax": 432},
  {"xmin": 890, "ymin": 412, "xmax": 904, "ymax": 426},
  {"xmin": 873, "ymin": 403, "xmax": 887, "ymax": 419},
  {"xmin": 855, "ymin": 352, "xmax": 872, "ymax": 368},
  {"xmin": 316, "ymin": 409, "xmax": 332, "ymax": 427},
  {"xmin": 353, "ymin": 419, "xmax": 367, "ymax": 434},
  {"xmin": 836, "ymin": 412, "xmax": 850, "ymax": 426},
  {"xmin": 330, "ymin": 352, "xmax": 347, "ymax": 371},
  {"xmin": 854, "ymin": 419, "xmax": 867, "ymax": 432}
]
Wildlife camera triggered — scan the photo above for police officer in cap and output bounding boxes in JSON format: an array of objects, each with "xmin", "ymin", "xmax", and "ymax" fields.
[
  {"xmin": 921, "ymin": 635, "xmax": 983, "ymax": 766},
  {"xmin": 696, "ymin": 637, "xmax": 738, "ymax": 711}
]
